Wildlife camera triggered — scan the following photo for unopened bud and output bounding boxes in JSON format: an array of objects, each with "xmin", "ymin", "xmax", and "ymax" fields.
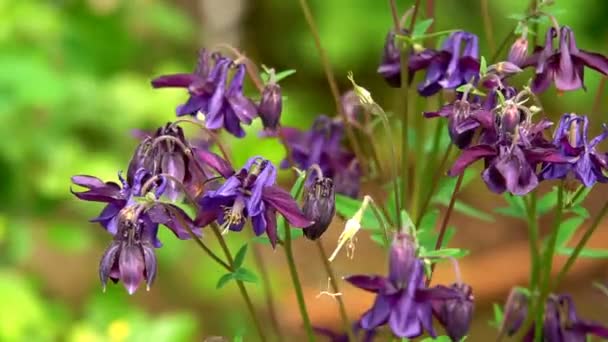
[
  {"xmin": 500, "ymin": 103, "xmax": 522, "ymax": 135},
  {"xmin": 388, "ymin": 233, "xmax": 416, "ymax": 287},
  {"xmin": 501, "ymin": 289, "xmax": 529, "ymax": 336},
  {"xmin": 258, "ymin": 83, "xmax": 282, "ymax": 131},
  {"xmin": 302, "ymin": 177, "xmax": 336, "ymax": 240},
  {"xmin": 508, "ymin": 37, "xmax": 529, "ymax": 66},
  {"xmin": 433, "ymin": 283, "xmax": 475, "ymax": 342}
]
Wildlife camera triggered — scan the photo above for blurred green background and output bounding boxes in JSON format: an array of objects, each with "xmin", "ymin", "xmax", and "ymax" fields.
[{"xmin": 2, "ymin": 0, "xmax": 608, "ymax": 341}]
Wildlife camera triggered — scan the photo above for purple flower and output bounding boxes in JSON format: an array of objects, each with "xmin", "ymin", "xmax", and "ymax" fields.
[
  {"xmin": 279, "ymin": 116, "xmax": 361, "ymax": 197},
  {"xmin": 501, "ymin": 289, "xmax": 529, "ymax": 336},
  {"xmin": 196, "ymin": 156, "xmax": 311, "ymax": 247},
  {"xmin": 523, "ymin": 27, "xmax": 608, "ymax": 93},
  {"xmin": 302, "ymin": 176, "xmax": 335, "ymax": 240},
  {"xmin": 427, "ymin": 283, "xmax": 474, "ymax": 342},
  {"xmin": 344, "ymin": 234, "xmax": 470, "ymax": 339},
  {"xmin": 507, "ymin": 294, "xmax": 608, "ymax": 341},
  {"xmin": 72, "ymin": 169, "xmax": 199, "ymax": 293},
  {"xmin": 377, "ymin": 29, "xmax": 409, "ymax": 87},
  {"xmin": 151, "ymin": 50, "xmax": 257, "ymax": 137},
  {"xmin": 258, "ymin": 83, "xmax": 282, "ymax": 131},
  {"xmin": 414, "ymin": 31, "xmax": 480, "ymax": 96},
  {"xmin": 540, "ymin": 114, "xmax": 608, "ymax": 187},
  {"xmin": 508, "ymin": 37, "xmax": 529, "ymax": 67},
  {"xmin": 448, "ymin": 119, "xmax": 568, "ymax": 195}
]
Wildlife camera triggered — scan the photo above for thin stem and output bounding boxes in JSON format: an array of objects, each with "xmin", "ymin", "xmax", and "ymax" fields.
[
  {"xmin": 592, "ymin": 77, "xmax": 607, "ymax": 117},
  {"xmin": 534, "ymin": 183, "xmax": 564, "ymax": 341},
  {"xmin": 170, "ymin": 118, "xmax": 232, "ymax": 161},
  {"xmin": 283, "ymin": 220, "xmax": 315, "ymax": 342},
  {"xmin": 407, "ymin": 0, "xmax": 422, "ymax": 32},
  {"xmin": 295, "ymin": 0, "xmax": 366, "ymax": 173},
  {"xmin": 481, "ymin": 0, "xmax": 496, "ymax": 54},
  {"xmin": 368, "ymin": 198, "xmax": 392, "ymax": 246},
  {"xmin": 315, "ymin": 239, "xmax": 356, "ymax": 342},
  {"xmin": 389, "ymin": 0, "xmax": 400, "ymax": 32},
  {"xmin": 211, "ymin": 224, "xmax": 268, "ymax": 342},
  {"xmin": 530, "ymin": 0, "xmax": 539, "ymax": 48},
  {"xmin": 251, "ymin": 244, "xmax": 284, "ymax": 340},
  {"xmin": 410, "ymin": 92, "xmax": 424, "ymax": 219},
  {"xmin": 428, "ymin": 172, "xmax": 464, "ymax": 284},
  {"xmin": 556, "ymin": 198, "xmax": 608, "ymax": 287},
  {"xmin": 415, "ymin": 141, "xmax": 453, "ymax": 227},
  {"xmin": 524, "ymin": 192, "xmax": 541, "ymax": 290}
]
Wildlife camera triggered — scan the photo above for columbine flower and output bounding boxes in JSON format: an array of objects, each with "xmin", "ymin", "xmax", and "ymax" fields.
[
  {"xmin": 72, "ymin": 169, "xmax": 199, "ymax": 293},
  {"xmin": 501, "ymin": 288, "xmax": 530, "ymax": 337},
  {"xmin": 448, "ymin": 117, "xmax": 568, "ymax": 195},
  {"xmin": 523, "ymin": 26, "xmax": 608, "ymax": 93},
  {"xmin": 71, "ymin": 169, "xmax": 199, "ymax": 245},
  {"xmin": 540, "ymin": 114, "xmax": 608, "ymax": 187},
  {"xmin": 151, "ymin": 50, "xmax": 257, "ymax": 137},
  {"xmin": 279, "ymin": 116, "xmax": 361, "ymax": 197},
  {"xmin": 508, "ymin": 37, "xmax": 529, "ymax": 66},
  {"xmin": 196, "ymin": 156, "xmax": 311, "ymax": 247},
  {"xmin": 302, "ymin": 175, "xmax": 336, "ymax": 240},
  {"xmin": 258, "ymin": 83, "xmax": 282, "ymax": 131},
  {"xmin": 344, "ymin": 234, "xmax": 471, "ymax": 340},
  {"xmin": 414, "ymin": 31, "xmax": 480, "ymax": 96},
  {"xmin": 377, "ymin": 29, "xmax": 408, "ymax": 87},
  {"xmin": 506, "ymin": 294, "xmax": 608, "ymax": 341},
  {"xmin": 427, "ymin": 283, "xmax": 474, "ymax": 342}
]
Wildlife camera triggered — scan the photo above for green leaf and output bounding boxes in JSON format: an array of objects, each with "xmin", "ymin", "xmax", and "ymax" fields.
[
  {"xmin": 412, "ymin": 18, "xmax": 434, "ymax": 38},
  {"xmin": 233, "ymin": 244, "xmax": 248, "ymax": 268},
  {"xmin": 421, "ymin": 336, "xmax": 451, "ymax": 342},
  {"xmin": 494, "ymin": 193, "xmax": 526, "ymax": 219},
  {"xmin": 421, "ymin": 248, "xmax": 469, "ymax": 259},
  {"xmin": 567, "ymin": 206, "xmax": 590, "ymax": 219},
  {"xmin": 479, "ymin": 56, "xmax": 487, "ymax": 76},
  {"xmin": 507, "ymin": 13, "xmax": 526, "ymax": 21},
  {"xmin": 274, "ymin": 69, "xmax": 297, "ymax": 83},
  {"xmin": 290, "ymin": 168, "xmax": 307, "ymax": 198},
  {"xmin": 370, "ymin": 232, "xmax": 388, "ymax": 247},
  {"xmin": 489, "ymin": 303, "xmax": 504, "ymax": 328},
  {"xmin": 569, "ymin": 187, "xmax": 592, "ymax": 207},
  {"xmin": 233, "ymin": 267, "xmax": 258, "ymax": 283},
  {"xmin": 216, "ymin": 273, "xmax": 235, "ymax": 289},
  {"xmin": 558, "ymin": 247, "xmax": 608, "ymax": 259},
  {"xmin": 335, "ymin": 194, "xmax": 379, "ymax": 230},
  {"xmin": 555, "ymin": 216, "xmax": 585, "ymax": 247},
  {"xmin": 401, "ymin": 209, "xmax": 415, "ymax": 231},
  {"xmin": 453, "ymin": 200, "xmax": 494, "ymax": 222},
  {"xmin": 537, "ymin": 187, "xmax": 559, "ymax": 216}
]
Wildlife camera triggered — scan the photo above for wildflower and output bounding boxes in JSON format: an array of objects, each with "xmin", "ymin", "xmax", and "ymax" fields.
[
  {"xmin": 500, "ymin": 288, "xmax": 530, "ymax": 336},
  {"xmin": 508, "ymin": 37, "xmax": 529, "ymax": 66},
  {"xmin": 523, "ymin": 27, "xmax": 608, "ymax": 93},
  {"xmin": 377, "ymin": 29, "xmax": 408, "ymax": 87},
  {"xmin": 302, "ymin": 175, "xmax": 336, "ymax": 240},
  {"xmin": 427, "ymin": 283, "xmax": 474, "ymax": 342},
  {"xmin": 196, "ymin": 156, "xmax": 311, "ymax": 247},
  {"xmin": 279, "ymin": 116, "xmax": 360, "ymax": 197},
  {"xmin": 346, "ymin": 235, "xmax": 472, "ymax": 339},
  {"xmin": 151, "ymin": 50, "xmax": 257, "ymax": 137},
  {"xmin": 540, "ymin": 114, "xmax": 608, "ymax": 187},
  {"xmin": 415, "ymin": 31, "xmax": 480, "ymax": 96},
  {"xmin": 258, "ymin": 83, "xmax": 282, "ymax": 131}
]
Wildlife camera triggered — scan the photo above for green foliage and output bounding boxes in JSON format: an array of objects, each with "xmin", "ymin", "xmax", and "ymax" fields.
[
  {"xmin": 433, "ymin": 170, "xmax": 494, "ymax": 222},
  {"xmin": 494, "ymin": 193, "xmax": 527, "ymax": 219},
  {"xmin": 489, "ymin": 303, "xmax": 504, "ymax": 328},
  {"xmin": 217, "ymin": 267, "xmax": 259, "ymax": 289},
  {"xmin": 335, "ymin": 194, "xmax": 379, "ymax": 230},
  {"xmin": 233, "ymin": 244, "xmax": 249, "ymax": 269}
]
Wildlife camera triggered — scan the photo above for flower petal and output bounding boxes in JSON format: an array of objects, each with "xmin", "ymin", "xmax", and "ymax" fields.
[
  {"xmin": 448, "ymin": 145, "xmax": 496, "ymax": 176},
  {"xmin": 360, "ymin": 294, "xmax": 392, "ymax": 330},
  {"xmin": 151, "ymin": 74, "xmax": 197, "ymax": 88},
  {"xmin": 343, "ymin": 275, "xmax": 390, "ymax": 293},
  {"xmin": 193, "ymin": 148, "xmax": 235, "ymax": 179},
  {"xmin": 142, "ymin": 243, "xmax": 157, "ymax": 291},
  {"xmin": 263, "ymin": 186, "xmax": 312, "ymax": 227},
  {"xmin": 264, "ymin": 207, "xmax": 279, "ymax": 248},
  {"xmin": 99, "ymin": 241, "xmax": 121, "ymax": 291},
  {"xmin": 119, "ymin": 245, "xmax": 145, "ymax": 295}
]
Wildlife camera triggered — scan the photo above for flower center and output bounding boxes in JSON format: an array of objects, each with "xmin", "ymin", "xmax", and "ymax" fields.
[{"xmin": 220, "ymin": 197, "xmax": 246, "ymax": 234}]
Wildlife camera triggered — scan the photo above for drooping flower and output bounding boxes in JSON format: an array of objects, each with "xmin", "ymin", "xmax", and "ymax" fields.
[
  {"xmin": 151, "ymin": 50, "xmax": 257, "ymax": 137},
  {"xmin": 523, "ymin": 26, "xmax": 608, "ymax": 93},
  {"xmin": 72, "ymin": 169, "xmax": 199, "ymax": 293},
  {"xmin": 505, "ymin": 294, "xmax": 608, "ymax": 341},
  {"xmin": 344, "ymin": 234, "xmax": 471, "ymax": 340},
  {"xmin": 427, "ymin": 283, "xmax": 474, "ymax": 342},
  {"xmin": 377, "ymin": 29, "xmax": 409, "ymax": 87},
  {"xmin": 508, "ymin": 37, "xmax": 529, "ymax": 67},
  {"xmin": 258, "ymin": 83, "xmax": 282, "ymax": 131},
  {"xmin": 196, "ymin": 156, "xmax": 311, "ymax": 247},
  {"xmin": 279, "ymin": 116, "xmax": 361, "ymax": 197},
  {"xmin": 302, "ymin": 175, "xmax": 335, "ymax": 240},
  {"xmin": 414, "ymin": 31, "xmax": 480, "ymax": 96},
  {"xmin": 540, "ymin": 113, "xmax": 608, "ymax": 187}
]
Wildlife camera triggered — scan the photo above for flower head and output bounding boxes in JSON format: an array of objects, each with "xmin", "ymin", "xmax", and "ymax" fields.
[
  {"xmin": 540, "ymin": 113, "xmax": 608, "ymax": 187},
  {"xmin": 151, "ymin": 50, "xmax": 257, "ymax": 137},
  {"xmin": 258, "ymin": 83, "xmax": 282, "ymax": 131},
  {"xmin": 429, "ymin": 283, "xmax": 474, "ymax": 342},
  {"xmin": 196, "ymin": 156, "xmax": 311, "ymax": 247},
  {"xmin": 523, "ymin": 26, "xmax": 608, "ymax": 93},
  {"xmin": 508, "ymin": 37, "xmax": 529, "ymax": 66},
  {"xmin": 302, "ymin": 175, "xmax": 335, "ymax": 240}
]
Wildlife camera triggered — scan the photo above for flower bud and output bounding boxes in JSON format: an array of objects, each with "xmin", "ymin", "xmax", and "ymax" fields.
[
  {"xmin": 492, "ymin": 61, "xmax": 523, "ymax": 75},
  {"xmin": 340, "ymin": 90, "xmax": 363, "ymax": 124},
  {"xmin": 501, "ymin": 289, "xmax": 529, "ymax": 336},
  {"xmin": 258, "ymin": 83, "xmax": 282, "ymax": 131},
  {"xmin": 500, "ymin": 103, "xmax": 522, "ymax": 135},
  {"xmin": 508, "ymin": 37, "xmax": 528, "ymax": 66},
  {"xmin": 432, "ymin": 283, "xmax": 474, "ymax": 342},
  {"xmin": 388, "ymin": 233, "xmax": 416, "ymax": 287},
  {"xmin": 302, "ymin": 177, "xmax": 335, "ymax": 240}
]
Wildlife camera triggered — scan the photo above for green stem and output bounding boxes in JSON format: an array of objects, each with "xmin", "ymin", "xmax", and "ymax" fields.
[
  {"xmin": 315, "ymin": 239, "xmax": 356, "ymax": 341},
  {"xmin": 410, "ymin": 91, "xmax": 424, "ymax": 219},
  {"xmin": 211, "ymin": 225, "xmax": 268, "ymax": 342},
  {"xmin": 283, "ymin": 220, "xmax": 315, "ymax": 342},
  {"xmin": 251, "ymin": 243, "xmax": 284, "ymax": 340},
  {"xmin": 480, "ymin": 0, "xmax": 496, "ymax": 54},
  {"xmin": 534, "ymin": 183, "xmax": 564, "ymax": 341},
  {"xmin": 524, "ymin": 192, "xmax": 541, "ymax": 290},
  {"xmin": 296, "ymin": 0, "xmax": 366, "ymax": 174},
  {"xmin": 556, "ymin": 198, "xmax": 608, "ymax": 287}
]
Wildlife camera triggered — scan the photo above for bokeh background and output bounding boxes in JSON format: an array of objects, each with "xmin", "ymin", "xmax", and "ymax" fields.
[{"xmin": 1, "ymin": 0, "xmax": 608, "ymax": 341}]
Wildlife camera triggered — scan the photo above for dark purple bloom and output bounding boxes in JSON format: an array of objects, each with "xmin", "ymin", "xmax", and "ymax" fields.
[
  {"xmin": 523, "ymin": 26, "xmax": 608, "ymax": 93},
  {"xmin": 258, "ymin": 83, "xmax": 282, "ymax": 131},
  {"xmin": 279, "ymin": 116, "xmax": 361, "ymax": 197},
  {"xmin": 540, "ymin": 114, "xmax": 608, "ymax": 187},
  {"xmin": 302, "ymin": 176, "xmax": 335, "ymax": 240},
  {"xmin": 377, "ymin": 29, "xmax": 408, "ymax": 87},
  {"xmin": 345, "ymin": 234, "xmax": 470, "ymax": 339},
  {"xmin": 448, "ymin": 119, "xmax": 568, "ymax": 195},
  {"xmin": 196, "ymin": 156, "xmax": 311, "ymax": 247},
  {"xmin": 151, "ymin": 50, "xmax": 257, "ymax": 137},
  {"xmin": 508, "ymin": 37, "xmax": 529, "ymax": 67},
  {"xmin": 428, "ymin": 283, "xmax": 474, "ymax": 342},
  {"xmin": 414, "ymin": 31, "xmax": 480, "ymax": 96},
  {"xmin": 501, "ymin": 289, "xmax": 529, "ymax": 336}
]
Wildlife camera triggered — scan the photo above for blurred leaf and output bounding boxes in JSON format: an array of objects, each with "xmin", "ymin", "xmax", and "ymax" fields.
[
  {"xmin": 421, "ymin": 336, "xmax": 451, "ymax": 341},
  {"xmin": 567, "ymin": 205, "xmax": 590, "ymax": 219},
  {"xmin": 233, "ymin": 244, "xmax": 248, "ymax": 268},
  {"xmin": 421, "ymin": 248, "xmax": 469, "ymax": 259},
  {"xmin": 558, "ymin": 247, "xmax": 608, "ymax": 258},
  {"xmin": 537, "ymin": 187, "xmax": 559, "ymax": 216},
  {"xmin": 46, "ymin": 222, "xmax": 93, "ymax": 253},
  {"xmin": 412, "ymin": 19, "xmax": 434, "ymax": 38},
  {"xmin": 480, "ymin": 56, "xmax": 488, "ymax": 75},
  {"xmin": 555, "ymin": 216, "xmax": 585, "ymax": 247},
  {"xmin": 335, "ymin": 194, "xmax": 379, "ymax": 230},
  {"xmin": 370, "ymin": 232, "xmax": 387, "ymax": 247},
  {"xmin": 489, "ymin": 303, "xmax": 504, "ymax": 328},
  {"xmin": 452, "ymin": 200, "xmax": 494, "ymax": 222},
  {"xmin": 494, "ymin": 193, "xmax": 526, "ymax": 219},
  {"xmin": 216, "ymin": 273, "xmax": 235, "ymax": 289},
  {"xmin": 233, "ymin": 267, "xmax": 258, "ymax": 284}
]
